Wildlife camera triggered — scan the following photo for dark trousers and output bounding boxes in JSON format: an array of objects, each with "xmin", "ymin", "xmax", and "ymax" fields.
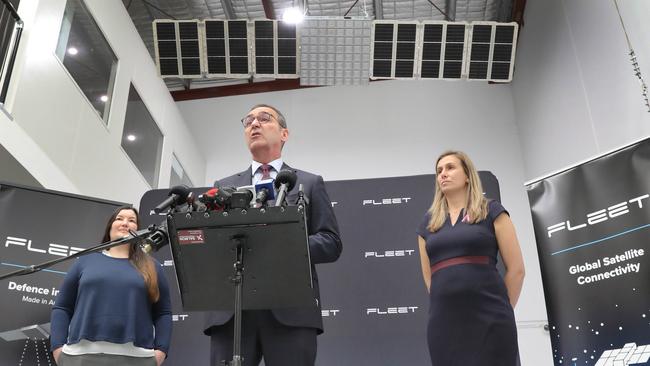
[{"xmin": 208, "ymin": 310, "xmax": 317, "ymax": 366}]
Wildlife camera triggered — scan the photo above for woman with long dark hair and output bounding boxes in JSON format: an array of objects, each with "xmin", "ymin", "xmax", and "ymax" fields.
[
  {"xmin": 417, "ymin": 151, "xmax": 525, "ymax": 365},
  {"xmin": 50, "ymin": 206, "xmax": 172, "ymax": 366}
]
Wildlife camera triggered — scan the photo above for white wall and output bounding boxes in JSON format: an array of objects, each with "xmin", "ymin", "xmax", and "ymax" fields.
[
  {"xmin": 512, "ymin": 0, "xmax": 650, "ymax": 181},
  {"xmin": 0, "ymin": 0, "xmax": 205, "ymax": 206},
  {"xmin": 177, "ymin": 79, "xmax": 552, "ymax": 364}
]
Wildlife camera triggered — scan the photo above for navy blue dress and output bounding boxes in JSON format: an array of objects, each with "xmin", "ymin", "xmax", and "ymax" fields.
[{"xmin": 416, "ymin": 200, "xmax": 518, "ymax": 366}]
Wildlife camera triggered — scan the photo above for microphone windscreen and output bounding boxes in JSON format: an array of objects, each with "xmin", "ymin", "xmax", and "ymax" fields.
[
  {"xmin": 274, "ymin": 170, "xmax": 297, "ymax": 191},
  {"xmin": 169, "ymin": 185, "xmax": 191, "ymax": 204}
]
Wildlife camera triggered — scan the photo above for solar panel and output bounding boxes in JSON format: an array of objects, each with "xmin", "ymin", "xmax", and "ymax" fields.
[
  {"xmin": 177, "ymin": 21, "xmax": 202, "ymax": 77},
  {"xmin": 153, "ymin": 20, "xmax": 204, "ymax": 78},
  {"xmin": 419, "ymin": 23, "xmax": 443, "ymax": 79},
  {"xmin": 395, "ymin": 23, "xmax": 417, "ymax": 78},
  {"xmin": 153, "ymin": 20, "xmax": 179, "ymax": 77},
  {"xmin": 254, "ymin": 20, "xmax": 274, "ymax": 75},
  {"xmin": 253, "ymin": 20, "xmax": 299, "ymax": 78},
  {"xmin": 277, "ymin": 22, "xmax": 297, "ymax": 76},
  {"xmin": 371, "ymin": 21, "xmax": 417, "ymax": 79},
  {"xmin": 371, "ymin": 22, "xmax": 394, "ymax": 79},
  {"xmin": 467, "ymin": 22, "xmax": 518, "ymax": 82},
  {"xmin": 204, "ymin": 20, "xmax": 227, "ymax": 75},
  {"xmin": 228, "ymin": 20, "xmax": 250, "ymax": 76},
  {"xmin": 490, "ymin": 23, "xmax": 517, "ymax": 81},
  {"xmin": 442, "ymin": 23, "xmax": 466, "ymax": 79}
]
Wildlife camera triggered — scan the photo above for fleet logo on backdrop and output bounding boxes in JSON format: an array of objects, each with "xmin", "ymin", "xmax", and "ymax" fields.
[
  {"xmin": 364, "ymin": 249, "xmax": 415, "ymax": 258},
  {"xmin": 546, "ymin": 194, "xmax": 649, "ymax": 238},
  {"xmin": 362, "ymin": 197, "xmax": 412, "ymax": 206},
  {"xmin": 321, "ymin": 309, "xmax": 340, "ymax": 317},
  {"xmin": 5, "ymin": 236, "xmax": 85, "ymax": 257},
  {"xmin": 366, "ymin": 306, "xmax": 418, "ymax": 316},
  {"xmin": 172, "ymin": 314, "xmax": 189, "ymax": 322}
]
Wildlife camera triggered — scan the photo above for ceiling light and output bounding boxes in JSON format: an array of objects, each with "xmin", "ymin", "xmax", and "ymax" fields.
[
  {"xmin": 100, "ymin": 95, "xmax": 108, "ymax": 102},
  {"xmin": 67, "ymin": 47, "xmax": 78, "ymax": 55},
  {"xmin": 282, "ymin": 7, "xmax": 304, "ymax": 24},
  {"xmin": 126, "ymin": 134, "xmax": 136, "ymax": 142}
]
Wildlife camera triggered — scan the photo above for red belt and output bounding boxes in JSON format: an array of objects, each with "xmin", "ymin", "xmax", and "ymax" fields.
[{"xmin": 430, "ymin": 255, "xmax": 491, "ymax": 274}]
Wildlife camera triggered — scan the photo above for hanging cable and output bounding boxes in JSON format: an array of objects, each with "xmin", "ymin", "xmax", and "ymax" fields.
[
  {"xmin": 141, "ymin": 0, "xmax": 178, "ymax": 20},
  {"xmin": 613, "ymin": 0, "xmax": 649, "ymax": 112},
  {"xmin": 343, "ymin": 0, "xmax": 361, "ymax": 17},
  {"xmin": 426, "ymin": 0, "xmax": 454, "ymax": 21}
]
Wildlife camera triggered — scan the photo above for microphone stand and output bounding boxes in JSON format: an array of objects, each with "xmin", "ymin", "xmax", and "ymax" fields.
[
  {"xmin": 0, "ymin": 229, "xmax": 159, "ymax": 282},
  {"xmin": 224, "ymin": 234, "xmax": 247, "ymax": 366}
]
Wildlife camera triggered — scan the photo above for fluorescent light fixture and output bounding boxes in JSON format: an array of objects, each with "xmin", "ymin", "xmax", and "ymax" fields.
[
  {"xmin": 100, "ymin": 95, "xmax": 108, "ymax": 102},
  {"xmin": 67, "ymin": 47, "xmax": 78, "ymax": 55},
  {"xmin": 126, "ymin": 134, "xmax": 136, "ymax": 142},
  {"xmin": 282, "ymin": 7, "xmax": 304, "ymax": 24}
]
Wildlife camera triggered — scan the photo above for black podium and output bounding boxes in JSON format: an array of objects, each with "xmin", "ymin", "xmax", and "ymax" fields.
[{"xmin": 165, "ymin": 205, "xmax": 316, "ymax": 365}]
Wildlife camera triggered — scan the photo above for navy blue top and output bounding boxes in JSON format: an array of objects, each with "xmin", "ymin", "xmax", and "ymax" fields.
[
  {"xmin": 417, "ymin": 200, "xmax": 508, "ymax": 265},
  {"xmin": 50, "ymin": 252, "xmax": 172, "ymax": 354}
]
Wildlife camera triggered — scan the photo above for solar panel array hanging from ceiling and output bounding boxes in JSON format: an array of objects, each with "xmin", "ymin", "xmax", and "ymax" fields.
[
  {"xmin": 372, "ymin": 20, "xmax": 517, "ymax": 82},
  {"xmin": 152, "ymin": 19, "xmax": 517, "ymax": 83}
]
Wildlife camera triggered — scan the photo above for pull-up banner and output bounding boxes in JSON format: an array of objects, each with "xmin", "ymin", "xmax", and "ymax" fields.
[
  {"xmin": 526, "ymin": 138, "xmax": 650, "ymax": 366},
  {"xmin": 0, "ymin": 183, "xmax": 124, "ymax": 366}
]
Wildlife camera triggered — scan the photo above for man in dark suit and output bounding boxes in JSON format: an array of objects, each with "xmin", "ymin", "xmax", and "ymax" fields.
[{"xmin": 204, "ymin": 104, "xmax": 342, "ymax": 366}]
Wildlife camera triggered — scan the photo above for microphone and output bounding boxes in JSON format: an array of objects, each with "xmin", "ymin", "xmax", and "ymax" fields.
[
  {"xmin": 230, "ymin": 187, "xmax": 254, "ymax": 209},
  {"xmin": 254, "ymin": 179, "xmax": 275, "ymax": 208},
  {"xmin": 296, "ymin": 183, "xmax": 306, "ymax": 208},
  {"xmin": 186, "ymin": 192, "xmax": 207, "ymax": 212},
  {"xmin": 154, "ymin": 185, "xmax": 191, "ymax": 213},
  {"xmin": 274, "ymin": 170, "xmax": 297, "ymax": 207},
  {"xmin": 124, "ymin": 225, "xmax": 169, "ymax": 254},
  {"xmin": 198, "ymin": 187, "xmax": 233, "ymax": 211}
]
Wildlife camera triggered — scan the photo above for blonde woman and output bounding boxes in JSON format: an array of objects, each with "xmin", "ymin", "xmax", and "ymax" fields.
[{"xmin": 416, "ymin": 151, "xmax": 525, "ymax": 365}]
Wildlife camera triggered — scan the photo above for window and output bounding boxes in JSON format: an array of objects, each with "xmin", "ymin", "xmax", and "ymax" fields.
[
  {"xmin": 121, "ymin": 84, "xmax": 163, "ymax": 188},
  {"xmin": 0, "ymin": 0, "xmax": 22, "ymax": 104},
  {"xmin": 55, "ymin": 0, "xmax": 117, "ymax": 123},
  {"xmin": 170, "ymin": 154, "xmax": 193, "ymax": 188}
]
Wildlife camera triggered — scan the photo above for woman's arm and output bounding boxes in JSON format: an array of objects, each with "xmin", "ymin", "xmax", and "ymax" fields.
[
  {"xmin": 151, "ymin": 263, "xmax": 173, "ymax": 358},
  {"xmin": 418, "ymin": 236, "xmax": 432, "ymax": 292},
  {"xmin": 494, "ymin": 213, "xmax": 525, "ymax": 307},
  {"xmin": 50, "ymin": 260, "xmax": 82, "ymax": 353}
]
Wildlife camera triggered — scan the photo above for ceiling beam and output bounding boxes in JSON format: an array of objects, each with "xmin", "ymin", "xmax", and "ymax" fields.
[
  {"xmin": 171, "ymin": 79, "xmax": 318, "ymax": 101},
  {"xmin": 262, "ymin": 0, "xmax": 276, "ymax": 19},
  {"xmin": 444, "ymin": 0, "xmax": 456, "ymax": 21},
  {"xmin": 373, "ymin": 0, "xmax": 383, "ymax": 19},
  {"xmin": 511, "ymin": 0, "xmax": 526, "ymax": 26},
  {"xmin": 221, "ymin": 0, "xmax": 236, "ymax": 19}
]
